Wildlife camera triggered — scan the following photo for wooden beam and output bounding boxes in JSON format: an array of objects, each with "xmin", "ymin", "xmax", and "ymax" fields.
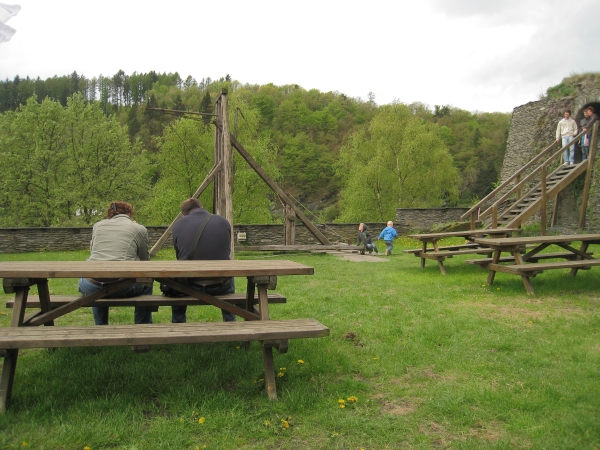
[
  {"xmin": 229, "ymin": 134, "xmax": 331, "ymax": 245},
  {"xmin": 220, "ymin": 90, "xmax": 235, "ymax": 259}
]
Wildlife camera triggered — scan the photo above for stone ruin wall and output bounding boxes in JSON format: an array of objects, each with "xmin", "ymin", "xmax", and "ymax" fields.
[{"xmin": 501, "ymin": 84, "xmax": 600, "ymax": 233}]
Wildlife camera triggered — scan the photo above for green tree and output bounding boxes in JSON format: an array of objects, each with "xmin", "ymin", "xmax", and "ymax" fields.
[{"xmin": 336, "ymin": 103, "xmax": 460, "ymax": 222}]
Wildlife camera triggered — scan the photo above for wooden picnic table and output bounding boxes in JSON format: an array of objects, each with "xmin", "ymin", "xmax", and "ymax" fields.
[
  {"xmin": 0, "ymin": 260, "xmax": 329, "ymax": 411},
  {"xmin": 471, "ymin": 234, "xmax": 600, "ymax": 294},
  {"xmin": 405, "ymin": 228, "xmax": 520, "ymax": 274}
]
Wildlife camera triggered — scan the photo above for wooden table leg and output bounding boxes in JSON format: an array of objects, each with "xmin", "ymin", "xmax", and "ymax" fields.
[
  {"xmin": 36, "ymin": 280, "xmax": 54, "ymax": 327},
  {"xmin": 262, "ymin": 345, "xmax": 277, "ymax": 401},
  {"xmin": 514, "ymin": 251, "xmax": 535, "ymax": 295},
  {"xmin": 0, "ymin": 287, "xmax": 28, "ymax": 412},
  {"xmin": 437, "ymin": 259, "xmax": 447, "ymax": 275},
  {"xmin": 487, "ymin": 250, "xmax": 501, "ymax": 285},
  {"xmin": 420, "ymin": 242, "xmax": 427, "ymax": 268},
  {"xmin": 570, "ymin": 242, "xmax": 589, "ymax": 276}
]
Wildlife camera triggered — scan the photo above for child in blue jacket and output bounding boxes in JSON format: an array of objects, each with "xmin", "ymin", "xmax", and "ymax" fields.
[{"xmin": 378, "ymin": 221, "xmax": 398, "ymax": 255}]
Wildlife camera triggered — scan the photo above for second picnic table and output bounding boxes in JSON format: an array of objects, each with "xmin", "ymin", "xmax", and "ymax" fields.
[
  {"xmin": 406, "ymin": 228, "xmax": 520, "ymax": 274},
  {"xmin": 469, "ymin": 234, "xmax": 600, "ymax": 294}
]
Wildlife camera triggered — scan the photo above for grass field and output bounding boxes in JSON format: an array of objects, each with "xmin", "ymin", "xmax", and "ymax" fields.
[{"xmin": 0, "ymin": 238, "xmax": 598, "ymax": 449}]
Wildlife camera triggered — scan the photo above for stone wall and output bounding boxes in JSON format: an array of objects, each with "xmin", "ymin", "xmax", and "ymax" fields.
[
  {"xmin": 502, "ymin": 84, "xmax": 600, "ymax": 233},
  {"xmin": 395, "ymin": 208, "xmax": 469, "ymax": 233},
  {"xmin": 0, "ymin": 208, "xmax": 472, "ymax": 253}
]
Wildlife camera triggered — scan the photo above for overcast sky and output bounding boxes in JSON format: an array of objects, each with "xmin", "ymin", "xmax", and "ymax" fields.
[{"xmin": 1, "ymin": 0, "xmax": 599, "ymax": 113}]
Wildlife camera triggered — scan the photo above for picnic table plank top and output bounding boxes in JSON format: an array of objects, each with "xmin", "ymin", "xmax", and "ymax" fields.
[
  {"xmin": 0, "ymin": 260, "xmax": 314, "ymax": 279},
  {"xmin": 408, "ymin": 228, "xmax": 520, "ymax": 239},
  {"xmin": 473, "ymin": 234, "xmax": 600, "ymax": 247}
]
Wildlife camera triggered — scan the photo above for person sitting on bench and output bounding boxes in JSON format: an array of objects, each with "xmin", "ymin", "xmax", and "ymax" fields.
[
  {"xmin": 160, "ymin": 198, "xmax": 236, "ymax": 323},
  {"xmin": 78, "ymin": 201, "xmax": 153, "ymax": 325},
  {"xmin": 357, "ymin": 223, "xmax": 378, "ymax": 254}
]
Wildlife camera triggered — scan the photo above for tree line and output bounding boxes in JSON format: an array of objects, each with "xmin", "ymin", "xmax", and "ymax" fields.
[{"xmin": 0, "ymin": 70, "xmax": 511, "ymax": 227}]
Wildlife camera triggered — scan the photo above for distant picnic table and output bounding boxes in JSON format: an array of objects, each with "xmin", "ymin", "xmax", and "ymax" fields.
[
  {"xmin": 0, "ymin": 260, "xmax": 329, "ymax": 411},
  {"xmin": 405, "ymin": 228, "xmax": 521, "ymax": 274},
  {"xmin": 469, "ymin": 234, "xmax": 600, "ymax": 294}
]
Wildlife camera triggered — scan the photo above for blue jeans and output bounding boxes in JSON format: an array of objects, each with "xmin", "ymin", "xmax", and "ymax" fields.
[
  {"xmin": 384, "ymin": 240, "xmax": 394, "ymax": 254},
  {"xmin": 582, "ymin": 146, "xmax": 589, "ymax": 160},
  {"xmin": 78, "ymin": 278, "xmax": 153, "ymax": 325},
  {"xmin": 562, "ymin": 136, "xmax": 575, "ymax": 164},
  {"xmin": 171, "ymin": 278, "xmax": 236, "ymax": 323}
]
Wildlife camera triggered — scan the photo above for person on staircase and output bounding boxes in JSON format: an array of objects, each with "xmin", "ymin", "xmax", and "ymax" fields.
[
  {"xmin": 580, "ymin": 106, "xmax": 598, "ymax": 161},
  {"xmin": 555, "ymin": 110, "xmax": 578, "ymax": 165}
]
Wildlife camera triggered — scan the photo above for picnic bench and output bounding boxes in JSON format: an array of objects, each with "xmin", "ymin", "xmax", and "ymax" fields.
[
  {"xmin": 470, "ymin": 234, "xmax": 600, "ymax": 294},
  {"xmin": 0, "ymin": 260, "xmax": 329, "ymax": 411},
  {"xmin": 405, "ymin": 228, "xmax": 520, "ymax": 274}
]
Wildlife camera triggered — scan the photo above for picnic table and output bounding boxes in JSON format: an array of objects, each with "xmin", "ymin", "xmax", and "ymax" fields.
[
  {"xmin": 0, "ymin": 260, "xmax": 329, "ymax": 411},
  {"xmin": 405, "ymin": 228, "xmax": 520, "ymax": 274},
  {"xmin": 469, "ymin": 234, "xmax": 600, "ymax": 294}
]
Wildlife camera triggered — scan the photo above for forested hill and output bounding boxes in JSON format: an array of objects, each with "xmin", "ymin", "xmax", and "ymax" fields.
[{"xmin": 0, "ymin": 71, "xmax": 511, "ymax": 227}]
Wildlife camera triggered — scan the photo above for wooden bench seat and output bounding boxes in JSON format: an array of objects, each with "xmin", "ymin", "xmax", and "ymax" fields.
[
  {"xmin": 490, "ymin": 259, "xmax": 600, "ymax": 275},
  {"xmin": 0, "ymin": 319, "xmax": 329, "ymax": 349},
  {"xmin": 407, "ymin": 248, "xmax": 493, "ymax": 258},
  {"xmin": 403, "ymin": 243, "xmax": 481, "ymax": 254},
  {"xmin": 464, "ymin": 252, "xmax": 594, "ymax": 266},
  {"xmin": 5, "ymin": 293, "xmax": 286, "ymax": 309}
]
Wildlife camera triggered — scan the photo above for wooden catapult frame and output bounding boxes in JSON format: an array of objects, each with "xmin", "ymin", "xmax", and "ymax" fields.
[{"xmin": 149, "ymin": 89, "xmax": 332, "ymax": 257}]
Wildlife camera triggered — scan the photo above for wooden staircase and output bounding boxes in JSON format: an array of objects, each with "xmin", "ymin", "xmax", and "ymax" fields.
[
  {"xmin": 495, "ymin": 162, "xmax": 588, "ymax": 228},
  {"xmin": 462, "ymin": 122, "xmax": 598, "ymax": 233}
]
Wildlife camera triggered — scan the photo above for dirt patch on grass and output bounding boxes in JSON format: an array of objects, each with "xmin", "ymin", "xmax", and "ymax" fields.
[
  {"xmin": 455, "ymin": 297, "xmax": 592, "ymax": 322},
  {"xmin": 420, "ymin": 419, "xmax": 506, "ymax": 447},
  {"xmin": 332, "ymin": 251, "xmax": 389, "ymax": 262},
  {"xmin": 372, "ymin": 393, "xmax": 421, "ymax": 416}
]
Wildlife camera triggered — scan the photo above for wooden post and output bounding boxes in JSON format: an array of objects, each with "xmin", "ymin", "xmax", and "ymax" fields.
[
  {"xmin": 220, "ymin": 90, "xmax": 235, "ymax": 258},
  {"xmin": 228, "ymin": 134, "xmax": 331, "ymax": 245},
  {"xmin": 491, "ymin": 205, "xmax": 498, "ymax": 228},
  {"xmin": 284, "ymin": 205, "xmax": 296, "ymax": 245},
  {"xmin": 470, "ymin": 211, "xmax": 476, "ymax": 230},
  {"xmin": 541, "ymin": 165, "xmax": 547, "ymax": 236},
  {"xmin": 213, "ymin": 96, "xmax": 225, "ymax": 216},
  {"xmin": 579, "ymin": 122, "xmax": 598, "ymax": 229},
  {"xmin": 515, "ymin": 174, "xmax": 521, "ymax": 200}
]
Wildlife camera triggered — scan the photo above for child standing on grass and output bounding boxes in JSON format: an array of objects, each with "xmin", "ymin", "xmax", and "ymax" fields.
[{"xmin": 379, "ymin": 221, "xmax": 398, "ymax": 255}]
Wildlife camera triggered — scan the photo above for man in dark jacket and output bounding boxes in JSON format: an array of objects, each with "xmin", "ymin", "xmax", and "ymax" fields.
[
  {"xmin": 162, "ymin": 198, "xmax": 235, "ymax": 323},
  {"xmin": 357, "ymin": 223, "xmax": 378, "ymax": 254}
]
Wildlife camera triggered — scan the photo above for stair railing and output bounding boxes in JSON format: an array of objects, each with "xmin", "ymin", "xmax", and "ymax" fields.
[{"xmin": 461, "ymin": 126, "xmax": 592, "ymax": 229}]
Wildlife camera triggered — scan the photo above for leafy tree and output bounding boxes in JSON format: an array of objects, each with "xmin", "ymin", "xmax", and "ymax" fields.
[{"xmin": 336, "ymin": 103, "xmax": 460, "ymax": 222}]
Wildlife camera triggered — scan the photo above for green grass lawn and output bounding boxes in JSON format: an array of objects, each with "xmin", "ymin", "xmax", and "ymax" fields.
[{"xmin": 0, "ymin": 239, "xmax": 599, "ymax": 449}]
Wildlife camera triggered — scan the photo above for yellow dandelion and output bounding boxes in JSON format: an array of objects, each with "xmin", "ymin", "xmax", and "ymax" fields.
[
  {"xmin": 236, "ymin": 346, "xmax": 240, "ymax": 349},
  {"xmin": 528, "ymin": 320, "xmax": 533, "ymax": 324},
  {"xmin": 279, "ymin": 367, "xmax": 286, "ymax": 371},
  {"xmin": 263, "ymin": 420, "xmax": 271, "ymax": 427},
  {"xmin": 83, "ymin": 447, "xmax": 90, "ymax": 450},
  {"xmin": 21, "ymin": 443, "xmax": 28, "ymax": 447},
  {"xmin": 297, "ymin": 359, "xmax": 304, "ymax": 364},
  {"xmin": 277, "ymin": 372, "xmax": 285, "ymax": 378},
  {"xmin": 179, "ymin": 418, "xmax": 184, "ymax": 423},
  {"xmin": 497, "ymin": 288, "xmax": 500, "ymax": 290},
  {"xmin": 339, "ymin": 404, "xmax": 345, "ymax": 408},
  {"xmin": 347, "ymin": 396, "xmax": 358, "ymax": 403},
  {"xmin": 281, "ymin": 419, "xmax": 290, "ymax": 428},
  {"xmin": 373, "ymin": 357, "xmax": 379, "ymax": 361},
  {"xmin": 198, "ymin": 417, "xmax": 206, "ymax": 424},
  {"xmin": 338, "ymin": 399, "xmax": 345, "ymax": 404}
]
